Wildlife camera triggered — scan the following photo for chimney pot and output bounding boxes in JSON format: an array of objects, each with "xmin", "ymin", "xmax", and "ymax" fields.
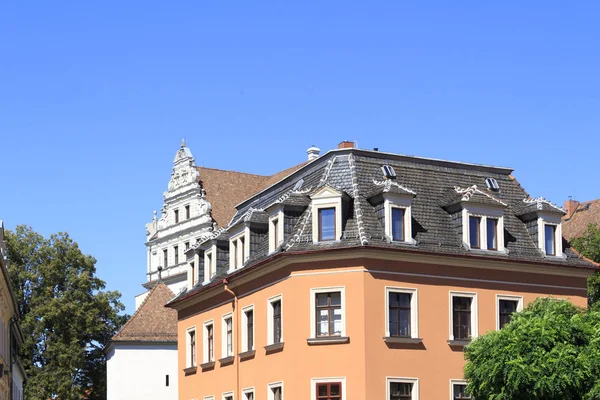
[
  {"xmin": 307, "ymin": 145, "xmax": 321, "ymax": 161},
  {"xmin": 338, "ymin": 141, "xmax": 356, "ymax": 149}
]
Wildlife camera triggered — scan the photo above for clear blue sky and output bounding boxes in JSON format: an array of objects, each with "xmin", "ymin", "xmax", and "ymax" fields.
[{"xmin": 1, "ymin": 2, "xmax": 599, "ymax": 314}]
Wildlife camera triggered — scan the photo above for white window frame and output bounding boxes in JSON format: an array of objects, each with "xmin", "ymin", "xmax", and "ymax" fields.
[
  {"xmin": 386, "ymin": 377, "xmax": 419, "ymax": 400},
  {"xmin": 384, "ymin": 287, "xmax": 418, "ymax": 338},
  {"xmin": 537, "ymin": 212, "xmax": 563, "ymax": 257},
  {"xmin": 495, "ymin": 294, "xmax": 524, "ymax": 330},
  {"xmin": 384, "ymin": 194, "xmax": 414, "ymax": 244},
  {"xmin": 268, "ymin": 381, "xmax": 284, "ymax": 400},
  {"xmin": 204, "ymin": 397, "xmax": 215, "ymax": 400},
  {"xmin": 203, "ymin": 320, "xmax": 214, "ymax": 363},
  {"xmin": 449, "ymin": 379, "xmax": 470, "ymax": 400},
  {"xmin": 186, "ymin": 326, "xmax": 197, "ymax": 368},
  {"xmin": 203, "ymin": 246, "xmax": 217, "ymax": 284},
  {"xmin": 222, "ymin": 392, "xmax": 234, "ymax": 400},
  {"xmin": 448, "ymin": 291, "xmax": 478, "ymax": 341},
  {"xmin": 310, "ymin": 286, "xmax": 346, "ymax": 338},
  {"xmin": 462, "ymin": 205, "xmax": 505, "ymax": 252},
  {"xmin": 311, "ymin": 377, "xmax": 346, "ymax": 400},
  {"xmin": 221, "ymin": 312, "xmax": 234, "ymax": 358},
  {"xmin": 310, "ymin": 185, "xmax": 344, "ymax": 243},
  {"xmin": 267, "ymin": 294, "xmax": 283, "ymax": 345},
  {"xmin": 229, "ymin": 227, "xmax": 250, "ymax": 272},
  {"xmin": 241, "ymin": 304, "xmax": 255, "ymax": 352},
  {"xmin": 268, "ymin": 208, "xmax": 284, "ymax": 253},
  {"xmin": 242, "ymin": 387, "xmax": 255, "ymax": 400}
]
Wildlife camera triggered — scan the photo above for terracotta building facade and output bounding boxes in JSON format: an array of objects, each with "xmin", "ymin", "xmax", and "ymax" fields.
[{"xmin": 167, "ymin": 143, "xmax": 597, "ymax": 400}]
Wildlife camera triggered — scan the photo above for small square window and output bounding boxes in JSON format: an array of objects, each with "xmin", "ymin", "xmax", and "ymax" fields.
[
  {"xmin": 387, "ymin": 378, "xmax": 418, "ymax": 400},
  {"xmin": 452, "ymin": 383, "xmax": 472, "ymax": 399},
  {"xmin": 318, "ymin": 208, "xmax": 336, "ymax": 241}
]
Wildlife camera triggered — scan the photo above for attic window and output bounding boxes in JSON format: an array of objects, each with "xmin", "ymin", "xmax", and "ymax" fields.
[
  {"xmin": 485, "ymin": 178, "xmax": 500, "ymax": 192},
  {"xmin": 381, "ymin": 165, "xmax": 397, "ymax": 179}
]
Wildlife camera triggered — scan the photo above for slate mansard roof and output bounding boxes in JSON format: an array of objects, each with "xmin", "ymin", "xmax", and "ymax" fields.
[{"xmin": 171, "ymin": 148, "xmax": 597, "ymax": 304}]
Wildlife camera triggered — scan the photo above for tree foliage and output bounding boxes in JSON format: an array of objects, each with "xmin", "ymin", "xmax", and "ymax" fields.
[
  {"xmin": 570, "ymin": 224, "xmax": 600, "ymax": 309},
  {"xmin": 465, "ymin": 297, "xmax": 600, "ymax": 399},
  {"xmin": 6, "ymin": 225, "xmax": 128, "ymax": 400}
]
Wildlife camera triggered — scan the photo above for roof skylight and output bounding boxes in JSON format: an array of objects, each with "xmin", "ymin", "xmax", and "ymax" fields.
[
  {"xmin": 381, "ymin": 165, "xmax": 397, "ymax": 179},
  {"xmin": 485, "ymin": 178, "xmax": 500, "ymax": 191}
]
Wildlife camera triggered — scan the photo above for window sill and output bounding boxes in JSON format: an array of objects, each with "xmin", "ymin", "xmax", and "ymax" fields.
[
  {"xmin": 238, "ymin": 350, "xmax": 255, "ymax": 361},
  {"xmin": 264, "ymin": 342, "xmax": 284, "ymax": 354},
  {"xmin": 183, "ymin": 366, "xmax": 197, "ymax": 376},
  {"xmin": 447, "ymin": 339, "xmax": 471, "ymax": 347},
  {"xmin": 200, "ymin": 361, "xmax": 215, "ymax": 371},
  {"xmin": 383, "ymin": 336, "xmax": 423, "ymax": 344},
  {"xmin": 307, "ymin": 336, "xmax": 350, "ymax": 345},
  {"xmin": 219, "ymin": 356, "xmax": 234, "ymax": 366}
]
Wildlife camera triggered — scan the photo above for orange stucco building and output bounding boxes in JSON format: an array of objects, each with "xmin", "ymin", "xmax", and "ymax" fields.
[{"xmin": 167, "ymin": 143, "xmax": 597, "ymax": 400}]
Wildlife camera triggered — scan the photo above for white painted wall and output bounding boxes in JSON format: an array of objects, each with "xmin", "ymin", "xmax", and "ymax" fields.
[{"xmin": 107, "ymin": 343, "xmax": 178, "ymax": 400}]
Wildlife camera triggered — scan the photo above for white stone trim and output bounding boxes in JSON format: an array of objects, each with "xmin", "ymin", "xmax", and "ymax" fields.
[
  {"xmin": 229, "ymin": 228, "xmax": 250, "ymax": 272},
  {"xmin": 204, "ymin": 397, "xmax": 215, "ymax": 400},
  {"xmin": 267, "ymin": 381, "xmax": 284, "ymax": 400},
  {"xmin": 449, "ymin": 379, "xmax": 469, "ymax": 400},
  {"xmin": 185, "ymin": 326, "xmax": 196, "ymax": 368},
  {"xmin": 222, "ymin": 391, "xmax": 234, "ymax": 400},
  {"xmin": 242, "ymin": 387, "xmax": 255, "ymax": 400},
  {"xmin": 202, "ymin": 319, "xmax": 214, "ymax": 363},
  {"xmin": 448, "ymin": 291, "xmax": 478, "ymax": 340},
  {"xmin": 309, "ymin": 286, "xmax": 346, "ymax": 338},
  {"xmin": 221, "ymin": 312, "xmax": 234, "ymax": 358},
  {"xmin": 203, "ymin": 246, "xmax": 217, "ymax": 285},
  {"xmin": 462, "ymin": 205, "xmax": 505, "ymax": 252},
  {"xmin": 495, "ymin": 294, "xmax": 524, "ymax": 331},
  {"xmin": 384, "ymin": 287, "xmax": 419, "ymax": 338},
  {"xmin": 386, "ymin": 377, "xmax": 419, "ymax": 400},
  {"xmin": 267, "ymin": 294, "xmax": 283, "ymax": 345},
  {"xmin": 538, "ymin": 212, "xmax": 563, "ymax": 257},
  {"xmin": 268, "ymin": 209, "xmax": 284, "ymax": 254},
  {"xmin": 310, "ymin": 377, "xmax": 346, "ymax": 400},
  {"xmin": 384, "ymin": 194, "xmax": 414, "ymax": 243},
  {"xmin": 241, "ymin": 304, "xmax": 255, "ymax": 352},
  {"xmin": 310, "ymin": 185, "xmax": 344, "ymax": 243}
]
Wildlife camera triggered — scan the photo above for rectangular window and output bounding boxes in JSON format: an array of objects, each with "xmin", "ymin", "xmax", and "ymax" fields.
[
  {"xmin": 316, "ymin": 382, "xmax": 342, "ymax": 400},
  {"xmin": 163, "ymin": 249, "xmax": 168, "ymax": 267},
  {"xmin": 223, "ymin": 394, "xmax": 233, "ymax": 400},
  {"xmin": 222, "ymin": 314, "xmax": 233, "ymax": 358},
  {"xmin": 185, "ymin": 241, "xmax": 190, "ymax": 250},
  {"xmin": 545, "ymin": 224, "xmax": 556, "ymax": 256},
  {"xmin": 486, "ymin": 218, "xmax": 498, "ymax": 250},
  {"xmin": 232, "ymin": 240, "xmax": 238, "ymax": 269},
  {"xmin": 240, "ymin": 236, "xmax": 246, "ymax": 264},
  {"xmin": 174, "ymin": 245, "xmax": 179, "ymax": 265},
  {"xmin": 187, "ymin": 329, "xmax": 196, "ymax": 367},
  {"xmin": 243, "ymin": 389, "xmax": 255, "ymax": 400},
  {"xmin": 469, "ymin": 216, "xmax": 481, "ymax": 249},
  {"xmin": 204, "ymin": 322, "xmax": 214, "ymax": 363},
  {"xmin": 453, "ymin": 296, "xmax": 472, "ymax": 340},
  {"xmin": 186, "ymin": 205, "xmax": 190, "ymax": 219},
  {"xmin": 242, "ymin": 306, "xmax": 254, "ymax": 352},
  {"xmin": 389, "ymin": 292, "xmax": 411, "ymax": 337},
  {"xmin": 315, "ymin": 292, "xmax": 342, "ymax": 337},
  {"xmin": 269, "ymin": 384, "xmax": 283, "ymax": 400},
  {"xmin": 206, "ymin": 251, "xmax": 214, "ymax": 280},
  {"xmin": 391, "ymin": 207, "xmax": 405, "ymax": 241},
  {"xmin": 165, "ymin": 374, "xmax": 169, "ymax": 387},
  {"xmin": 387, "ymin": 378, "xmax": 418, "ymax": 400},
  {"xmin": 273, "ymin": 218, "xmax": 279, "ymax": 249},
  {"xmin": 452, "ymin": 383, "xmax": 472, "ymax": 399},
  {"xmin": 190, "ymin": 262, "xmax": 195, "ymax": 286},
  {"xmin": 174, "ymin": 209, "xmax": 179, "ymax": 223},
  {"xmin": 267, "ymin": 297, "xmax": 283, "ymax": 344},
  {"xmin": 498, "ymin": 299, "xmax": 518, "ymax": 329},
  {"xmin": 318, "ymin": 207, "xmax": 336, "ymax": 241}
]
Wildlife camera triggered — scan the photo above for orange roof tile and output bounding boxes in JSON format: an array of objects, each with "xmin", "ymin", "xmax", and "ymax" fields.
[
  {"xmin": 111, "ymin": 283, "xmax": 177, "ymax": 343},
  {"xmin": 563, "ymin": 198, "xmax": 600, "ymax": 241}
]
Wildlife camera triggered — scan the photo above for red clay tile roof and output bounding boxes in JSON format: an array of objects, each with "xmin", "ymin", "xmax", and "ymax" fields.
[
  {"xmin": 198, "ymin": 161, "xmax": 308, "ymax": 227},
  {"xmin": 111, "ymin": 283, "xmax": 177, "ymax": 343},
  {"xmin": 563, "ymin": 198, "xmax": 600, "ymax": 241}
]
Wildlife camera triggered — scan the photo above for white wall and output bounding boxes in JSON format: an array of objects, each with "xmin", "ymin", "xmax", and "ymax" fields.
[{"xmin": 107, "ymin": 343, "xmax": 178, "ymax": 400}]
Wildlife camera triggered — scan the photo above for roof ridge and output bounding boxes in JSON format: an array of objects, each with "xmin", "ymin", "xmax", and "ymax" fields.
[
  {"xmin": 197, "ymin": 166, "xmax": 269, "ymax": 178},
  {"xmin": 348, "ymin": 154, "xmax": 369, "ymax": 246}
]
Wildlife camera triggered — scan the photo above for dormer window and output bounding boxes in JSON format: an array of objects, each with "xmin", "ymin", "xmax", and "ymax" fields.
[
  {"xmin": 487, "ymin": 218, "xmax": 498, "ymax": 250},
  {"xmin": 391, "ymin": 207, "xmax": 405, "ymax": 241},
  {"xmin": 310, "ymin": 185, "xmax": 347, "ymax": 243},
  {"xmin": 381, "ymin": 165, "xmax": 397, "ymax": 179},
  {"xmin": 203, "ymin": 248, "xmax": 216, "ymax": 284},
  {"xmin": 268, "ymin": 208, "xmax": 284, "ymax": 253},
  {"xmin": 515, "ymin": 197, "xmax": 565, "ymax": 258},
  {"xmin": 229, "ymin": 229, "xmax": 249, "ymax": 271},
  {"xmin": 368, "ymin": 179, "xmax": 416, "ymax": 244},
  {"xmin": 318, "ymin": 208, "xmax": 336, "ymax": 241},
  {"xmin": 469, "ymin": 216, "xmax": 481, "ymax": 249}
]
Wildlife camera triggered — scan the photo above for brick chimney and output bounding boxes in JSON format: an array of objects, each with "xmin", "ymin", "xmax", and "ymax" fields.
[
  {"xmin": 338, "ymin": 141, "xmax": 356, "ymax": 149},
  {"xmin": 564, "ymin": 198, "xmax": 580, "ymax": 218}
]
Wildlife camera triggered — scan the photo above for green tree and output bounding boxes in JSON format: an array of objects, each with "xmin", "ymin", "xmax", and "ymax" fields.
[
  {"xmin": 464, "ymin": 297, "xmax": 600, "ymax": 399},
  {"xmin": 6, "ymin": 225, "xmax": 128, "ymax": 400},
  {"xmin": 570, "ymin": 224, "xmax": 600, "ymax": 309}
]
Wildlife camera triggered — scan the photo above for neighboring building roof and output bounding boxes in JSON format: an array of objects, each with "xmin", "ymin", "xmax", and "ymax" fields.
[
  {"xmin": 172, "ymin": 147, "xmax": 597, "ymax": 304},
  {"xmin": 197, "ymin": 161, "xmax": 308, "ymax": 227},
  {"xmin": 111, "ymin": 283, "xmax": 177, "ymax": 343},
  {"xmin": 563, "ymin": 198, "xmax": 600, "ymax": 241}
]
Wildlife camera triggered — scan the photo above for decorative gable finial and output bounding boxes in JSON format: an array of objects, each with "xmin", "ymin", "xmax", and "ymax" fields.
[{"xmin": 181, "ymin": 138, "xmax": 186, "ymax": 148}]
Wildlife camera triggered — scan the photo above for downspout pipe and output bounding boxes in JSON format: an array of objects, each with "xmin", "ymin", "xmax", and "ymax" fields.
[{"xmin": 223, "ymin": 279, "xmax": 240, "ymax": 398}]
